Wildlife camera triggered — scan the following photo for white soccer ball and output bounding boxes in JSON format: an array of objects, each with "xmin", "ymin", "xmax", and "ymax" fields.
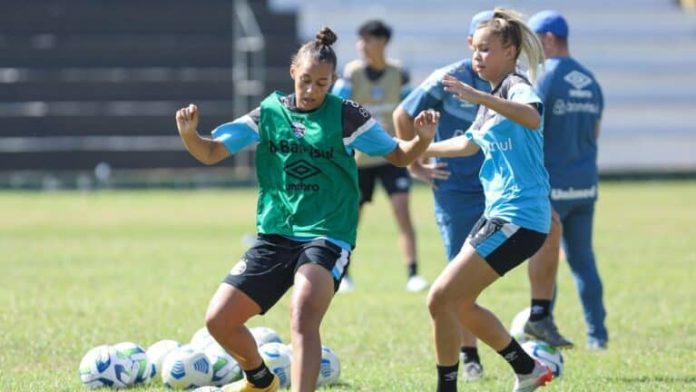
[
  {"xmin": 113, "ymin": 341, "xmax": 154, "ymax": 385},
  {"xmin": 250, "ymin": 326, "xmax": 283, "ymax": 346},
  {"xmin": 161, "ymin": 345, "xmax": 214, "ymax": 389},
  {"xmin": 146, "ymin": 339, "xmax": 182, "ymax": 380},
  {"xmin": 204, "ymin": 345, "xmax": 242, "ymax": 386},
  {"xmin": 191, "ymin": 327, "xmax": 216, "ymax": 349},
  {"xmin": 316, "ymin": 345, "xmax": 340, "ymax": 387},
  {"xmin": 78, "ymin": 345, "xmax": 137, "ymax": 389},
  {"xmin": 259, "ymin": 342, "xmax": 292, "ymax": 389},
  {"xmin": 522, "ymin": 340, "xmax": 564, "ymax": 378},
  {"xmin": 510, "ymin": 307, "xmax": 531, "ymax": 342}
]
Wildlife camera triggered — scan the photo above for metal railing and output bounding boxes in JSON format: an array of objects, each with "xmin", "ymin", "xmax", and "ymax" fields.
[{"xmin": 231, "ymin": 0, "xmax": 266, "ymax": 178}]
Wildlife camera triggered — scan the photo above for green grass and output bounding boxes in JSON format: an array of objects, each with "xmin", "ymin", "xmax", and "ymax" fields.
[{"xmin": 1, "ymin": 181, "xmax": 695, "ymax": 391}]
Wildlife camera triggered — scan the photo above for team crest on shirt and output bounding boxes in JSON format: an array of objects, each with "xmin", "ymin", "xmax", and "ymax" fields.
[
  {"xmin": 230, "ymin": 258, "xmax": 248, "ymax": 275},
  {"xmin": 291, "ymin": 121, "xmax": 306, "ymax": 139}
]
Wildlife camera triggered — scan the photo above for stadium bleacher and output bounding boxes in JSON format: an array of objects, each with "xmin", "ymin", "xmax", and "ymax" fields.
[
  {"xmin": 0, "ymin": 0, "xmax": 299, "ymax": 187},
  {"xmin": 1, "ymin": 0, "xmax": 695, "ymax": 188}
]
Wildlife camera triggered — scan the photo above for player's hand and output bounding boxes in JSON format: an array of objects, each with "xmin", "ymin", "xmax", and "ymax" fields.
[
  {"xmin": 176, "ymin": 104, "xmax": 200, "ymax": 136},
  {"xmin": 413, "ymin": 109, "xmax": 439, "ymax": 142},
  {"xmin": 409, "ymin": 161, "xmax": 450, "ymax": 189},
  {"xmin": 443, "ymin": 74, "xmax": 482, "ymax": 104}
]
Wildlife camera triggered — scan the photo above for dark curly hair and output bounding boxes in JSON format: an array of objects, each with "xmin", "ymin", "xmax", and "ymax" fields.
[{"xmin": 291, "ymin": 26, "xmax": 338, "ymax": 71}]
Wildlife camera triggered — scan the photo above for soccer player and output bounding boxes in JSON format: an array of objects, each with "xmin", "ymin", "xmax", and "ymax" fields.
[
  {"xmin": 175, "ymin": 27, "xmax": 438, "ymax": 392},
  {"xmin": 423, "ymin": 8, "xmax": 554, "ymax": 392},
  {"xmin": 528, "ymin": 10, "xmax": 608, "ymax": 350},
  {"xmin": 394, "ymin": 10, "xmax": 570, "ymax": 383},
  {"xmin": 332, "ymin": 20, "xmax": 428, "ymax": 293}
]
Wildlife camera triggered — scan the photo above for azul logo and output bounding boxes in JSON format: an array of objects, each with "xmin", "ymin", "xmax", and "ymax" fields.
[
  {"xmin": 489, "ymin": 137, "xmax": 513, "ymax": 152},
  {"xmin": 564, "ymin": 70, "xmax": 592, "ymax": 90},
  {"xmin": 291, "ymin": 121, "xmax": 306, "ymax": 138}
]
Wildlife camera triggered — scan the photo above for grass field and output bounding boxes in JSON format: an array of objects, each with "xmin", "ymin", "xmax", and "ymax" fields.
[{"xmin": 1, "ymin": 180, "xmax": 695, "ymax": 391}]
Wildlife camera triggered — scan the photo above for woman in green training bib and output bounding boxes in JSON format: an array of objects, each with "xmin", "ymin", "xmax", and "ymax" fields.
[{"xmin": 175, "ymin": 27, "xmax": 438, "ymax": 392}]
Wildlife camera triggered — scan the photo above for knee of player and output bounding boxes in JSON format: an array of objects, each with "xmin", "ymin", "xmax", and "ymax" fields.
[
  {"xmin": 205, "ymin": 310, "xmax": 229, "ymax": 340},
  {"xmin": 426, "ymin": 286, "xmax": 456, "ymax": 317},
  {"xmin": 290, "ymin": 299, "xmax": 324, "ymax": 333}
]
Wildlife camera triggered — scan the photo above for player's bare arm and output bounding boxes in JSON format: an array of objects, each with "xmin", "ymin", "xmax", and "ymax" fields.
[
  {"xmin": 393, "ymin": 106, "xmax": 450, "ymax": 186},
  {"xmin": 385, "ymin": 109, "xmax": 439, "ymax": 167},
  {"xmin": 443, "ymin": 74, "xmax": 540, "ymax": 129},
  {"xmin": 176, "ymin": 104, "xmax": 230, "ymax": 165},
  {"xmin": 423, "ymin": 134, "xmax": 480, "ymax": 159}
]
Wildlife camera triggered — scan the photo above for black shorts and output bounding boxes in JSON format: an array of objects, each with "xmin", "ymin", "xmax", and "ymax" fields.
[
  {"xmin": 358, "ymin": 163, "xmax": 411, "ymax": 205},
  {"xmin": 467, "ymin": 216, "xmax": 547, "ymax": 276},
  {"xmin": 223, "ymin": 234, "xmax": 351, "ymax": 314}
]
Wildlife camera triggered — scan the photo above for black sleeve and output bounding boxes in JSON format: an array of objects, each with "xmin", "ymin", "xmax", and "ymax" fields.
[{"xmin": 341, "ymin": 99, "xmax": 373, "ymax": 139}]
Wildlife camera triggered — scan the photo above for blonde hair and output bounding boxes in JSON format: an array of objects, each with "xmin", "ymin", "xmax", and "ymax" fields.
[{"xmin": 480, "ymin": 7, "xmax": 545, "ymax": 83}]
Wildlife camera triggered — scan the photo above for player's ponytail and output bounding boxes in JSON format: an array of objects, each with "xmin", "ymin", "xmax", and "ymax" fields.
[
  {"xmin": 484, "ymin": 8, "xmax": 545, "ymax": 83},
  {"xmin": 291, "ymin": 26, "xmax": 338, "ymax": 71}
]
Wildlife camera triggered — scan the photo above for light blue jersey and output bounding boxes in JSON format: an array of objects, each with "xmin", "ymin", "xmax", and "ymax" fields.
[
  {"xmin": 536, "ymin": 57, "xmax": 603, "ymax": 203},
  {"xmin": 401, "ymin": 60, "xmax": 489, "ymax": 194},
  {"xmin": 466, "ymin": 74, "xmax": 551, "ymax": 233}
]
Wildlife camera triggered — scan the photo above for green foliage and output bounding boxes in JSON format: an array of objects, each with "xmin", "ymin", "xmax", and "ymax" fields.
[{"xmin": 1, "ymin": 181, "xmax": 695, "ymax": 391}]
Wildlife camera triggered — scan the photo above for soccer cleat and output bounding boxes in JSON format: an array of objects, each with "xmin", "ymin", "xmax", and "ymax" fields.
[
  {"xmin": 461, "ymin": 361, "xmax": 484, "ymax": 382},
  {"xmin": 337, "ymin": 276, "xmax": 354, "ymax": 293},
  {"xmin": 513, "ymin": 361, "xmax": 553, "ymax": 392},
  {"xmin": 587, "ymin": 338, "xmax": 608, "ymax": 351},
  {"xmin": 222, "ymin": 374, "xmax": 280, "ymax": 392},
  {"xmin": 524, "ymin": 316, "xmax": 574, "ymax": 348},
  {"xmin": 405, "ymin": 275, "xmax": 429, "ymax": 292}
]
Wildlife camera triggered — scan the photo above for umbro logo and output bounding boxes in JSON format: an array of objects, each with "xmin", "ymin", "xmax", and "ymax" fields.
[
  {"xmin": 564, "ymin": 70, "xmax": 592, "ymax": 90},
  {"xmin": 443, "ymin": 371, "xmax": 458, "ymax": 381}
]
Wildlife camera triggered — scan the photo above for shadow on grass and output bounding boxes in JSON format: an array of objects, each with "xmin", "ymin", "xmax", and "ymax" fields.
[{"xmin": 605, "ymin": 375, "xmax": 696, "ymax": 384}]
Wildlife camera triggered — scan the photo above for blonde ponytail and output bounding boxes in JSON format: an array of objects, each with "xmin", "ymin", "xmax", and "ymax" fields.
[{"xmin": 486, "ymin": 7, "xmax": 545, "ymax": 83}]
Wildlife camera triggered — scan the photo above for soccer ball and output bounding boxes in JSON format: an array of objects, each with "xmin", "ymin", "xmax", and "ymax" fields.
[
  {"xmin": 259, "ymin": 342, "xmax": 292, "ymax": 389},
  {"xmin": 250, "ymin": 326, "xmax": 283, "ymax": 346},
  {"xmin": 316, "ymin": 345, "xmax": 340, "ymax": 387},
  {"xmin": 522, "ymin": 340, "xmax": 564, "ymax": 377},
  {"xmin": 510, "ymin": 307, "xmax": 531, "ymax": 342},
  {"xmin": 146, "ymin": 339, "xmax": 182, "ymax": 380},
  {"xmin": 161, "ymin": 345, "xmax": 214, "ymax": 389},
  {"xmin": 191, "ymin": 326, "xmax": 216, "ymax": 349},
  {"xmin": 113, "ymin": 341, "xmax": 154, "ymax": 385},
  {"xmin": 78, "ymin": 345, "xmax": 137, "ymax": 389},
  {"xmin": 204, "ymin": 345, "xmax": 242, "ymax": 386}
]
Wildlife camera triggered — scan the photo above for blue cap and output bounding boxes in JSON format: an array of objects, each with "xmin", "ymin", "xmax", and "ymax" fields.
[
  {"xmin": 528, "ymin": 10, "xmax": 569, "ymax": 38},
  {"xmin": 468, "ymin": 10, "xmax": 494, "ymax": 37}
]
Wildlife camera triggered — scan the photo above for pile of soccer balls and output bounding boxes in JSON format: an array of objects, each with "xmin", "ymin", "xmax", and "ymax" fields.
[
  {"xmin": 509, "ymin": 307, "xmax": 565, "ymax": 378},
  {"xmin": 78, "ymin": 326, "xmax": 340, "ymax": 390}
]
